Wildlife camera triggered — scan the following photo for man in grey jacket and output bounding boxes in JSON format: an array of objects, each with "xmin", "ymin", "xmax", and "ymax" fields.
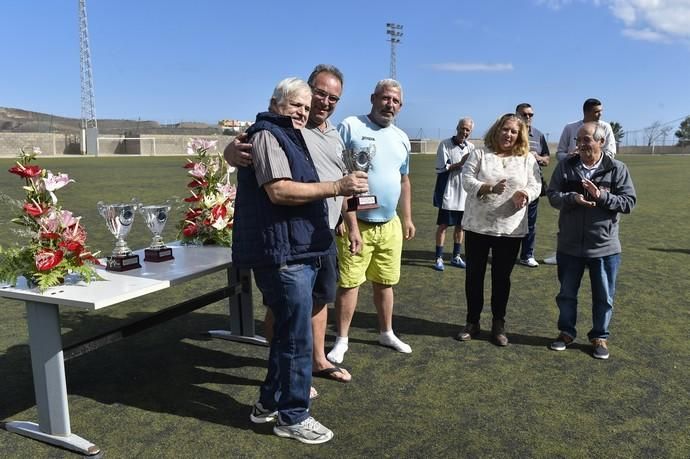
[{"xmin": 546, "ymin": 122, "xmax": 636, "ymax": 360}]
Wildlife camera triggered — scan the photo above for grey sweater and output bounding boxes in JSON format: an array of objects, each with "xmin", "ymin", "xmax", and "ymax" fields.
[{"xmin": 547, "ymin": 154, "xmax": 636, "ymax": 258}]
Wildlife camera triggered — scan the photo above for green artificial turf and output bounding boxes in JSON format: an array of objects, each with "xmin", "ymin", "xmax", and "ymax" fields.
[{"xmin": 0, "ymin": 154, "xmax": 688, "ymax": 458}]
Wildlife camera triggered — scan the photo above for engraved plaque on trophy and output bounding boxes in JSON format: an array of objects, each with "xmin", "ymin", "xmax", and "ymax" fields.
[
  {"xmin": 343, "ymin": 146, "xmax": 379, "ymax": 211},
  {"xmin": 97, "ymin": 200, "xmax": 142, "ymax": 271},
  {"xmin": 139, "ymin": 203, "xmax": 174, "ymax": 262}
]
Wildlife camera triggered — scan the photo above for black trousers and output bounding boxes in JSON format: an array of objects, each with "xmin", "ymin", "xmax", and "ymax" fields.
[{"xmin": 464, "ymin": 231, "xmax": 522, "ymax": 324}]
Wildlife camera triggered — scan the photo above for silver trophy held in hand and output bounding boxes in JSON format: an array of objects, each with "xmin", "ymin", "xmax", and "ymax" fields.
[
  {"xmin": 342, "ymin": 146, "xmax": 379, "ymax": 211},
  {"xmin": 139, "ymin": 203, "xmax": 174, "ymax": 262},
  {"xmin": 97, "ymin": 200, "xmax": 142, "ymax": 271}
]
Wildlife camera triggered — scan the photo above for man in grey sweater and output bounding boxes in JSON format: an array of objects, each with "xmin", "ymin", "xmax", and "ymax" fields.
[{"xmin": 546, "ymin": 122, "xmax": 636, "ymax": 360}]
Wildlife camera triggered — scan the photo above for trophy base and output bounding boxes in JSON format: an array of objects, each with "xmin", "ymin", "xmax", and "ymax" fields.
[
  {"xmin": 347, "ymin": 195, "xmax": 379, "ymax": 212},
  {"xmin": 144, "ymin": 247, "xmax": 174, "ymax": 262},
  {"xmin": 106, "ymin": 254, "xmax": 141, "ymax": 272}
]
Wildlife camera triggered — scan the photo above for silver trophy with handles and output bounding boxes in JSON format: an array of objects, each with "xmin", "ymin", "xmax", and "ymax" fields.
[
  {"xmin": 97, "ymin": 199, "xmax": 141, "ymax": 271},
  {"xmin": 139, "ymin": 203, "xmax": 174, "ymax": 262},
  {"xmin": 342, "ymin": 145, "xmax": 378, "ymax": 211}
]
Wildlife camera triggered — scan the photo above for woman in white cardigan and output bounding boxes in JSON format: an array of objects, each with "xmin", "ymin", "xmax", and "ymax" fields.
[{"xmin": 457, "ymin": 113, "xmax": 541, "ymax": 346}]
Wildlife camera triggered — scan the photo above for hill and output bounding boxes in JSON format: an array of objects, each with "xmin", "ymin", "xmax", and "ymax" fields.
[{"xmin": 0, "ymin": 107, "xmax": 220, "ymax": 135}]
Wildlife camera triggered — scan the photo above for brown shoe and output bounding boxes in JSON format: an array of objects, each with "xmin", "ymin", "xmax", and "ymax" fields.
[
  {"xmin": 491, "ymin": 320, "xmax": 509, "ymax": 346},
  {"xmin": 456, "ymin": 323, "xmax": 480, "ymax": 341}
]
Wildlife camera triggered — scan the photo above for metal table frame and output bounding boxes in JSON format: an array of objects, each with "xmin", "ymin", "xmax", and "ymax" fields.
[{"xmin": 0, "ymin": 245, "xmax": 266, "ymax": 456}]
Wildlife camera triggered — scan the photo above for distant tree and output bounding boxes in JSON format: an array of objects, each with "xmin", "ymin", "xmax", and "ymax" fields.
[
  {"xmin": 644, "ymin": 121, "xmax": 673, "ymax": 147},
  {"xmin": 610, "ymin": 121, "xmax": 624, "ymax": 145},
  {"xmin": 675, "ymin": 116, "xmax": 690, "ymax": 147}
]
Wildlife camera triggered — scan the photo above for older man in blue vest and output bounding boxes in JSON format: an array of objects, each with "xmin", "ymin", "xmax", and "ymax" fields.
[{"xmin": 232, "ymin": 77, "xmax": 367, "ymax": 444}]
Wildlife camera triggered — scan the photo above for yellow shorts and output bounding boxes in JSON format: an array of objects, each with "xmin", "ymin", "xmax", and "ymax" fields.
[{"xmin": 337, "ymin": 215, "xmax": 402, "ymax": 288}]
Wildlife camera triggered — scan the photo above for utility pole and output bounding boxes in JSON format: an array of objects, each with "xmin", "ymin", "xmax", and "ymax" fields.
[
  {"xmin": 386, "ymin": 23, "xmax": 403, "ymax": 80},
  {"xmin": 79, "ymin": 0, "xmax": 98, "ymax": 155}
]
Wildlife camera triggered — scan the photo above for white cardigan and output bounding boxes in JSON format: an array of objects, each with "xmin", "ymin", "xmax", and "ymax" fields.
[{"xmin": 461, "ymin": 148, "xmax": 541, "ymax": 237}]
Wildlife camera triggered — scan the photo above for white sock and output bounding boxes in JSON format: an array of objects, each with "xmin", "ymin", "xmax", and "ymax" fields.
[
  {"xmin": 379, "ymin": 330, "xmax": 412, "ymax": 353},
  {"xmin": 327, "ymin": 336, "xmax": 349, "ymax": 364}
]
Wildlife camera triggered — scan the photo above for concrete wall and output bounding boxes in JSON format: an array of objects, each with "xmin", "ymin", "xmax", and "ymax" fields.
[
  {"xmin": 0, "ymin": 132, "xmax": 233, "ymax": 157},
  {"xmin": 2, "ymin": 132, "xmax": 689, "ymax": 158}
]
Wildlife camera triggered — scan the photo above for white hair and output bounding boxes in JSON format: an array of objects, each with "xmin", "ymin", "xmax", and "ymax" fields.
[
  {"xmin": 593, "ymin": 122, "xmax": 606, "ymax": 141},
  {"xmin": 458, "ymin": 117, "xmax": 474, "ymax": 128},
  {"xmin": 374, "ymin": 78, "xmax": 403, "ymax": 100},
  {"xmin": 270, "ymin": 77, "xmax": 311, "ymax": 109}
]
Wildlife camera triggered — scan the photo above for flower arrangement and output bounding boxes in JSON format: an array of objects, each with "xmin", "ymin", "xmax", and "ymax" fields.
[
  {"xmin": 0, "ymin": 147, "xmax": 102, "ymax": 291},
  {"xmin": 177, "ymin": 138, "xmax": 236, "ymax": 246}
]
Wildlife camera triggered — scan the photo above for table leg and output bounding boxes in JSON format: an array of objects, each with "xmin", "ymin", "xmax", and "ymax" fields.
[
  {"xmin": 4, "ymin": 301, "xmax": 100, "ymax": 455},
  {"xmin": 208, "ymin": 268, "xmax": 267, "ymax": 346}
]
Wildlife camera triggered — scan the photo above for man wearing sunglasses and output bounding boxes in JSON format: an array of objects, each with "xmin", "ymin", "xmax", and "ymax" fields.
[{"xmin": 515, "ymin": 103, "xmax": 550, "ymax": 268}]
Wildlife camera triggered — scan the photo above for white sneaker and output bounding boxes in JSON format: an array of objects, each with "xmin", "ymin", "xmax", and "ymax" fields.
[
  {"xmin": 273, "ymin": 416, "xmax": 334, "ymax": 444},
  {"xmin": 327, "ymin": 338, "xmax": 348, "ymax": 364},
  {"xmin": 543, "ymin": 254, "xmax": 557, "ymax": 265},
  {"xmin": 379, "ymin": 332, "xmax": 412, "ymax": 353},
  {"xmin": 433, "ymin": 257, "xmax": 445, "ymax": 271},
  {"xmin": 518, "ymin": 257, "xmax": 539, "ymax": 268}
]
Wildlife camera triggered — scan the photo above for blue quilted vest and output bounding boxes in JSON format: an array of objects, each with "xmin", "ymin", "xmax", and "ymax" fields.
[{"xmin": 231, "ymin": 112, "xmax": 334, "ymax": 268}]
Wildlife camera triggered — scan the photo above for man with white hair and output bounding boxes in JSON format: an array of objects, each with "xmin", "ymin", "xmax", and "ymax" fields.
[
  {"xmin": 545, "ymin": 97, "xmax": 617, "ymax": 266},
  {"xmin": 225, "ymin": 65, "xmax": 356, "ymax": 391},
  {"xmin": 232, "ymin": 77, "xmax": 367, "ymax": 444},
  {"xmin": 431, "ymin": 117, "xmax": 475, "ymax": 271},
  {"xmin": 546, "ymin": 121, "xmax": 636, "ymax": 360},
  {"xmin": 327, "ymin": 79, "xmax": 416, "ymax": 364}
]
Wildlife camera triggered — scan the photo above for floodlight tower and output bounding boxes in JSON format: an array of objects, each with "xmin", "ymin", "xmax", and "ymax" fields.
[
  {"xmin": 386, "ymin": 23, "xmax": 403, "ymax": 80},
  {"xmin": 79, "ymin": 0, "xmax": 98, "ymax": 155}
]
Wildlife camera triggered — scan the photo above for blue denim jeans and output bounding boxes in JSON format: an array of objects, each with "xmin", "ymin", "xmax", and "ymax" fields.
[
  {"xmin": 519, "ymin": 198, "xmax": 539, "ymax": 260},
  {"xmin": 556, "ymin": 252, "xmax": 621, "ymax": 341},
  {"xmin": 253, "ymin": 259, "xmax": 319, "ymax": 425}
]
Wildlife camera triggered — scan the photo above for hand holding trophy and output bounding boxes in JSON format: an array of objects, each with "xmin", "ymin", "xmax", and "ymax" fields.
[
  {"xmin": 139, "ymin": 203, "xmax": 174, "ymax": 262},
  {"xmin": 97, "ymin": 199, "xmax": 141, "ymax": 271},
  {"xmin": 342, "ymin": 146, "xmax": 378, "ymax": 211}
]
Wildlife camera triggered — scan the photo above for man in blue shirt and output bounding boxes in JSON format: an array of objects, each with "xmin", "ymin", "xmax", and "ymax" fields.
[{"xmin": 327, "ymin": 79, "xmax": 416, "ymax": 364}]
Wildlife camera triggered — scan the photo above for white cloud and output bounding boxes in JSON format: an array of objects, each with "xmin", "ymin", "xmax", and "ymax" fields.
[
  {"xmin": 540, "ymin": 0, "xmax": 690, "ymax": 42},
  {"xmin": 610, "ymin": 0, "xmax": 690, "ymax": 39},
  {"xmin": 430, "ymin": 63, "xmax": 514, "ymax": 72},
  {"xmin": 622, "ymin": 27, "xmax": 671, "ymax": 42},
  {"xmin": 536, "ymin": 0, "xmax": 600, "ymax": 9}
]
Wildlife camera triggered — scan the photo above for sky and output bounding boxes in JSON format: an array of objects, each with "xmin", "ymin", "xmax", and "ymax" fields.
[{"xmin": 2, "ymin": 0, "xmax": 690, "ymax": 144}]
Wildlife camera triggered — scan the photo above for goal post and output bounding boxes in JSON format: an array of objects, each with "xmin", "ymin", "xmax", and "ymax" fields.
[{"xmin": 96, "ymin": 136, "xmax": 157, "ymax": 156}]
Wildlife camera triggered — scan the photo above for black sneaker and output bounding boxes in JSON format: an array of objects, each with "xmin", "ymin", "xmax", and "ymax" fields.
[{"xmin": 591, "ymin": 338, "xmax": 610, "ymax": 360}]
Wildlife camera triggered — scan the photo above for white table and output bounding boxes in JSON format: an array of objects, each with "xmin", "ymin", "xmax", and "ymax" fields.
[{"xmin": 0, "ymin": 244, "xmax": 265, "ymax": 456}]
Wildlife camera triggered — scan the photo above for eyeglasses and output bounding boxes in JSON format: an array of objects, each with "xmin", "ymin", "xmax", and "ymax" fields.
[
  {"xmin": 520, "ymin": 112, "xmax": 534, "ymax": 118},
  {"xmin": 311, "ymin": 87, "xmax": 340, "ymax": 103}
]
